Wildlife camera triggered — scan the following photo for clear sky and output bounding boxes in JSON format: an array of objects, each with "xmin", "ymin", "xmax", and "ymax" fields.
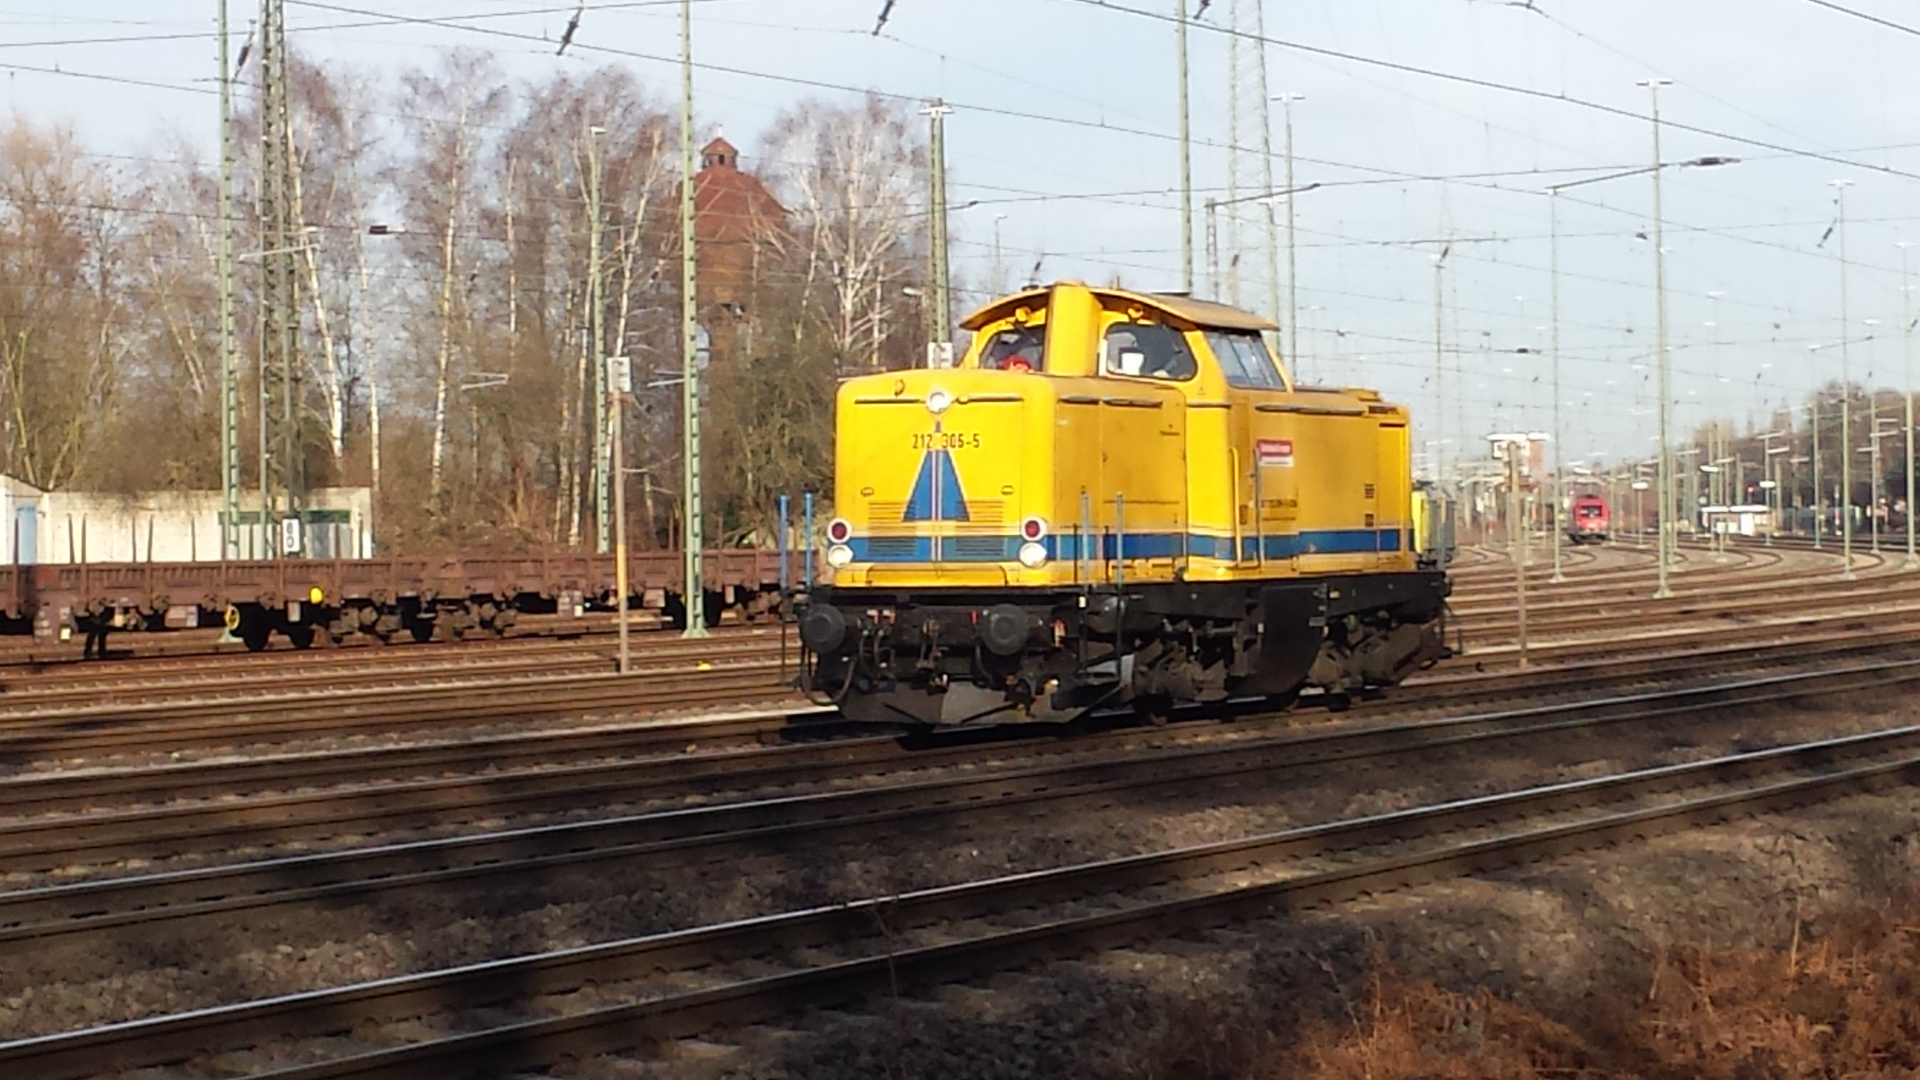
[{"xmin": 4, "ymin": 0, "xmax": 1920, "ymax": 469}]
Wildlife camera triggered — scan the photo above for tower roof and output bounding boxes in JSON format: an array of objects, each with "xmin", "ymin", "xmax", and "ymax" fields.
[{"xmin": 700, "ymin": 137, "xmax": 740, "ymax": 170}]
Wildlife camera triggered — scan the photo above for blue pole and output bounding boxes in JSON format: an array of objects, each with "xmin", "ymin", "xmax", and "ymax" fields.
[
  {"xmin": 802, "ymin": 492, "xmax": 815, "ymax": 588},
  {"xmin": 777, "ymin": 493, "xmax": 791, "ymax": 592}
]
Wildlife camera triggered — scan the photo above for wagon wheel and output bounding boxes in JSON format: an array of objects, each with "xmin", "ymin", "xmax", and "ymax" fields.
[{"xmin": 240, "ymin": 623, "xmax": 272, "ymax": 653}]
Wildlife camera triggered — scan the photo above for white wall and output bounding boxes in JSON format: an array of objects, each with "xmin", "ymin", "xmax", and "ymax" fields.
[{"xmin": 26, "ymin": 487, "xmax": 373, "ymax": 564}]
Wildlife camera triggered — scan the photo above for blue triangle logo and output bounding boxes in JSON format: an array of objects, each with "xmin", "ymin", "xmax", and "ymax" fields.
[{"xmin": 904, "ymin": 447, "xmax": 969, "ymax": 522}]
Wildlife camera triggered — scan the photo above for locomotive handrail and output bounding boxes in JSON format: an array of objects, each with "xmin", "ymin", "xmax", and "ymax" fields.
[{"xmin": 1254, "ymin": 402, "xmax": 1368, "ymax": 416}]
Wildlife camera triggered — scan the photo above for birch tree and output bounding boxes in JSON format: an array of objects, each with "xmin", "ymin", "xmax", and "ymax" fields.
[
  {"xmin": 390, "ymin": 50, "xmax": 506, "ymax": 516},
  {"xmin": 760, "ymin": 94, "xmax": 927, "ymax": 374}
]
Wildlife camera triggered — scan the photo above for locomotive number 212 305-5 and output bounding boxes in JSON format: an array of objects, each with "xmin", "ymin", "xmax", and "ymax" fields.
[{"xmin": 911, "ymin": 431, "xmax": 981, "ymax": 450}]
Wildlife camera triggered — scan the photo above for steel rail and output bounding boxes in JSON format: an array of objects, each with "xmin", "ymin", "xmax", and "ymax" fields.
[
  {"xmin": 2, "ymin": 619, "xmax": 1908, "ymax": 824},
  {"xmin": 4, "ymin": 621, "xmax": 1918, "ymax": 886},
  {"xmin": 0, "ymin": 632, "xmax": 787, "ymax": 706},
  {"xmin": 5, "ymin": 654, "xmax": 1918, "ymax": 960},
  {"xmin": 1455, "ymin": 601, "xmax": 1920, "ymax": 666},
  {"xmin": 0, "ymin": 569, "xmax": 1887, "ymax": 760},
  {"xmin": 0, "ymin": 662, "xmax": 797, "ymax": 763},
  {"xmin": 7, "ymin": 720, "xmax": 1915, "ymax": 1079},
  {"xmin": 1450, "ymin": 561, "xmax": 1920, "ymax": 622},
  {"xmin": 0, "ymin": 645, "xmax": 784, "ymax": 719},
  {"xmin": 0, "ymin": 611, "xmax": 772, "ymax": 671}
]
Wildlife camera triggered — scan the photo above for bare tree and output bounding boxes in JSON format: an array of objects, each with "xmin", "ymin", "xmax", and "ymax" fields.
[
  {"xmin": 0, "ymin": 120, "xmax": 128, "ymax": 490},
  {"xmin": 760, "ymin": 94, "xmax": 927, "ymax": 375},
  {"xmin": 389, "ymin": 50, "xmax": 507, "ymax": 517},
  {"xmin": 0, "ymin": 54, "xmax": 933, "ymax": 555}
]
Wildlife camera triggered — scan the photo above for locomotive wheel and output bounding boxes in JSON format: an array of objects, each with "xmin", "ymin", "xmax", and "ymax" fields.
[
  {"xmin": 284, "ymin": 624, "xmax": 316, "ymax": 650},
  {"xmin": 408, "ymin": 620, "xmax": 435, "ymax": 644}
]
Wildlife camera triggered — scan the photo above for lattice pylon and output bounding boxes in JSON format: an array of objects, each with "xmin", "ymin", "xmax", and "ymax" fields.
[{"xmin": 1225, "ymin": 0, "xmax": 1277, "ymax": 320}]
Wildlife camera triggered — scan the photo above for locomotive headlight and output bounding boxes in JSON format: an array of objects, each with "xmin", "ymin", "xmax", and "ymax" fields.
[
  {"xmin": 925, "ymin": 388, "xmax": 953, "ymax": 415},
  {"xmin": 1018, "ymin": 541, "xmax": 1049, "ymax": 568},
  {"xmin": 826, "ymin": 544, "xmax": 855, "ymax": 568}
]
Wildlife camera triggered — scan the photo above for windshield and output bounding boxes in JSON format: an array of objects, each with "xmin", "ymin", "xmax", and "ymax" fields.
[
  {"xmin": 979, "ymin": 325, "xmax": 1046, "ymax": 372},
  {"xmin": 1203, "ymin": 330, "xmax": 1287, "ymax": 389}
]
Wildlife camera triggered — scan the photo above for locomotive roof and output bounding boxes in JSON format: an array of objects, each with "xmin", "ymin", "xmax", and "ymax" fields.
[{"xmin": 959, "ymin": 281, "xmax": 1279, "ymax": 333}]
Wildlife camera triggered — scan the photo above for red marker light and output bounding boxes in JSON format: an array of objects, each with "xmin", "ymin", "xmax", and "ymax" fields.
[
  {"xmin": 827, "ymin": 518, "xmax": 852, "ymax": 543},
  {"xmin": 1020, "ymin": 517, "xmax": 1047, "ymax": 541}
]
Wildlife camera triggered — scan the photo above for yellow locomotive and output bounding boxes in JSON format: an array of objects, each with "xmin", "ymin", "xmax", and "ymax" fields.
[{"xmin": 797, "ymin": 281, "xmax": 1448, "ymax": 724}]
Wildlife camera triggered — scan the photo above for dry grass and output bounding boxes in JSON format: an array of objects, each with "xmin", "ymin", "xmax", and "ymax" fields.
[{"xmin": 1265, "ymin": 892, "xmax": 1920, "ymax": 1080}]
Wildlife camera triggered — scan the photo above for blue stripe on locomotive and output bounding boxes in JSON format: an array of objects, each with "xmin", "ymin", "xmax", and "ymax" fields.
[{"xmin": 850, "ymin": 529, "xmax": 1405, "ymax": 563}]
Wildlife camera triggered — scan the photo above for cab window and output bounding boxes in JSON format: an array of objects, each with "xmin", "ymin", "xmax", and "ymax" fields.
[
  {"xmin": 1203, "ymin": 330, "xmax": 1286, "ymax": 389},
  {"xmin": 979, "ymin": 325, "xmax": 1046, "ymax": 372},
  {"xmin": 1102, "ymin": 322, "xmax": 1197, "ymax": 381}
]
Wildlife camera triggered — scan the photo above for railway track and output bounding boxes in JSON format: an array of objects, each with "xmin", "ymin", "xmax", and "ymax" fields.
[
  {"xmin": 0, "ymin": 654, "xmax": 805, "ymax": 769},
  {"xmin": 0, "ymin": 543, "xmax": 1851, "ymax": 722},
  {"xmin": 7, "ymin": 663, "xmax": 1916, "ymax": 1078},
  {"xmin": 0, "ymin": 539, "xmax": 1828, "ymax": 685},
  {"xmin": 10, "ymin": 606, "xmax": 1920, "ymax": 887},
  {"xmin": 0, "ymin": 639, "xmax": 1914, "ymax": 962},
  {"xmin": 0, "ymin": 544, "xmax": 1899, "ymax": 780},
  {"xmin": 0, "ymin": 626, "xmax": 787, "ymax": 710},
  {"xmin": 0, "ymin": 546, "xmax": 1865, "ymax": 711},
  {"xmin": 0, "ymin": 539, "xmax": 1908, "ymax": 1072}
]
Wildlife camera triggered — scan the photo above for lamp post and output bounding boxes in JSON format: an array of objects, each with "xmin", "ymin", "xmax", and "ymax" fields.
[
  {"xmin": 1807, "ymin": 348, "xmax": 1832, "ymax": 549},
  {"xmin": 1175, "ymin": 0, "xmax": 1192, "ymax": 294},
  {"xmin": 1489, "ymin": 432, "xmax": 1544, "ymax": 667},
  {"xmin": 1791, "ymin": 454, "xmax": 1812, "ymax": 536},
  {"xmin": 1273, "ymin": 92, "xmax": 1306, "ymax": 376},
  {"xmin": 1706, "ymin": 289, "xmax": 1726, "ymax": 554},
  {"xmin": 1765, "ymin": 448, "xmax": 1788, "ymax": 544},
  {"xmin": 1632, "ymin": 467, "xmax": 1651, "ymax": 547},
  {"xmin": 1639, "ymin": 76, "xmax": 1677, "ymax": 597},
  {"xmin": 607, "ymin": 355, "xmax": 633, "ymax": 673},
  {"xmin": 1678, "ymin": 446, "xmax": 1701, "ymax": 545},
  {"xmin": 1831, "ymin": 178, "xmax": 1857, "ymax": 579},
  {"xmin": 1549, "ymin": 190, "xmax": 1566, "ymax": 582},
  {"xmin": 1759, "ymin": 430, "xmax": 1787, "ymax": 543},
  {"xmin": 1432, "ymin": 248, "xmax": 1449, "ymax": 487},
  {"xmin": 991, "ymin": 213, "xmax": 1008, "ymax": 297},
  {"xmin": 1867, "ymin": 317, "xmax": 1884, "ymax": 553},
  {"xmin": 1871, "ymin": 417, "xmax": 1898, "ymax": 554},
  {"xmin": 1901, "ymin": 239, "xmax": 1918, "ymax": 569}
]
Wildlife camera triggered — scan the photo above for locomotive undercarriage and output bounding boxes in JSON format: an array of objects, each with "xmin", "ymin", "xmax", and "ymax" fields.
[{"xmin": 799, "ymin": 572, "xmax": 1450, "ymax": 725}]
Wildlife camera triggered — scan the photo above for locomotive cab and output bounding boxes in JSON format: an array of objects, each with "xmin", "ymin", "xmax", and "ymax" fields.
[{"xmin": 800, "ymin": 281, "xmax": 1449, "ymax": 725}]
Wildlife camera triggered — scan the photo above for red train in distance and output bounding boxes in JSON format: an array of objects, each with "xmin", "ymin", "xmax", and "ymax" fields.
[{"xmin": 1568, "ymin": 493, "xmax": 1610, "ymax": 544}]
